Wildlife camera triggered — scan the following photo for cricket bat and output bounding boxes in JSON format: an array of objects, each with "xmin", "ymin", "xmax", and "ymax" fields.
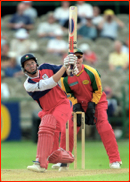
[{"xmin": 68, "ymin": 6, "xmax": 77, "ymax": 76}]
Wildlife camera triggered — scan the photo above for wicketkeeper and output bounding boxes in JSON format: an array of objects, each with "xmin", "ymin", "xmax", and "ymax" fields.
[{"xmin": 52, "ymin": 48, "xmax": 122, "ymax": 170}]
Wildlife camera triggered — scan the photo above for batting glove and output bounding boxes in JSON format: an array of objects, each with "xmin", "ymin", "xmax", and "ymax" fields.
[
  {"xmin": 63, "ymin": 54, "xmax": 77, "ymax": 69},
  {"xmin": 72, "ymin": 64, "xmax": 79, "ymax": 75},
  {"xmin": 67, "ymin": 64, "xmax": 79, "ymax": 76}
]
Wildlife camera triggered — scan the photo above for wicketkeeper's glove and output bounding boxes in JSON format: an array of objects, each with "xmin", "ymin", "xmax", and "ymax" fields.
[
  {"xmin": 73, "ymin": 103, "xmax": 84, "ymax": 126},
  {"xmin": 85, "ymin": 102, "xmax": 97, "ymax": 125}
]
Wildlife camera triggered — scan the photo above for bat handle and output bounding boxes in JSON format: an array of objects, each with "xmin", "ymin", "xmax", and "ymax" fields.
[{"xmin": 70, "ymin": 64, "xmax": 73, "ymax": 76}]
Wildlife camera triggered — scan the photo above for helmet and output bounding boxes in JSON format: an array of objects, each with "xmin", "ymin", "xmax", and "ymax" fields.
[
  {"xmin": 20, "ymin": 53, "xmax": 38, "ymax": 70},
  {"xmin": 68, "ymin": 48, "xmax": 83, "ymax": 55},
  {"xmin": 74, "ymin": 48, "xmax": 83, "ymax": 55}
]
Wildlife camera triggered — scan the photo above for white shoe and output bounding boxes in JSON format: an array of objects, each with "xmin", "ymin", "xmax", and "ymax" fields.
[
  {"xmin": 51, "ymin": 163, "xmax": 61, "ymax": 169},
  {"xmin": 109, "ymin": 162, "xmax": 122, "ymax": 169},
  {"xmin": 58, "ymin": 163, "xmax": 69, "ymax": 172},
  {"xmin": 27, "ymin": 161, "xmax": 46, "ymax": 172},
  {"xmin": 59, "ymin": 166, "xmax": 69, "ymax": 172}
]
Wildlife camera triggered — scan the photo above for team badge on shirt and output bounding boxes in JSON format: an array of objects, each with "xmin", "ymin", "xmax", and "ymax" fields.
[
  {"xmin": 82, "ymin": 80, "xmax": 89, "ymax": 85},
  {"xmin": 42, "ymin": 74, "xmax": 48, "ymax": 79}
]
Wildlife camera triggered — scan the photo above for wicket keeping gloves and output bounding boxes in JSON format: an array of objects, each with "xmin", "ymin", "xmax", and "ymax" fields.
[
  {"xmin": 85, "ymin": 102, "xmax": 96, "ymax": 125},
  {"xmin": 73, "ymin": 103, "xmax": 84, "ymax": 126},
  {"xmin": 63, "ymin": 54, "xmax": 77, "ymax": 69}
]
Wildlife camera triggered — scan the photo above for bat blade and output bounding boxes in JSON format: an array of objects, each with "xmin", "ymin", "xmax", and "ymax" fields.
[{"xmin": 68, "ymin": 6, "xmax": 77, "ymax": 76}]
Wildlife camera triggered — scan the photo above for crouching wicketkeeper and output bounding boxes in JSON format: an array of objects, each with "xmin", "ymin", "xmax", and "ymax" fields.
[{"xmin": 52, "ymin": 48, "xmax": 122, "ymax": 170}]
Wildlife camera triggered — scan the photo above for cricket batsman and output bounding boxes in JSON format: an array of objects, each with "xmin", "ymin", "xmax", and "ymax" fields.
[{"xmin": 20, "ymin": 53, "xmax": 78, "ymax": 172}]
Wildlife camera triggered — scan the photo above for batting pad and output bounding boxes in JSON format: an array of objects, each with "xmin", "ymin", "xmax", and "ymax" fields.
[
  {"xmin": 48, "ymin": 148, "xmax": 74, "ymax": 164},
  {"xmin": 36, "ymin": 114, "xmax": 57, "ymax": 169}
]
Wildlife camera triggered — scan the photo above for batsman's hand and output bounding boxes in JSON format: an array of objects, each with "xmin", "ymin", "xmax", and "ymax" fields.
[
  {"xmin": 63, "ymin": 54, "xmax": 77, "ymax": 69},
  {"xmin": 67, "ymin": 64, "xmax": 79, "ymax": 76}
]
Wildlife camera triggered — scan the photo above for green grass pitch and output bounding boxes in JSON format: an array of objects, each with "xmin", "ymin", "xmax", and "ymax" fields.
[{"xmin": 1, "ymin": 139, "xmax": 129, "ymax": 181}]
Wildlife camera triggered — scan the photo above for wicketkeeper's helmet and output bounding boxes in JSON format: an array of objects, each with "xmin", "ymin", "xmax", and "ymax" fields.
[{"xmin": 74, "ymin": 48, "xmax": 83, "ymax": 55}]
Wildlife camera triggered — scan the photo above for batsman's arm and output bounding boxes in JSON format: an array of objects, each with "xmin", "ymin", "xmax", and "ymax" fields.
[
  {"xmin": 24, "ymin": 77, "xmax": 56, "ymax": 92},
  {"xmin": 52, "ymin": 66, "xmax": 66, "ymax": 83},
  {"xmin": 24, "ymin": 66, "xmax": 67, "ymax": 92}
]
